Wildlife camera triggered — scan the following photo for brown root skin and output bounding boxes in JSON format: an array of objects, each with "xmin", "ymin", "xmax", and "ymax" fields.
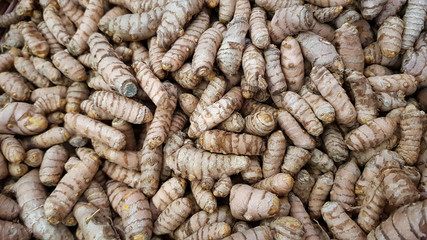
[{"xmin": 230, "ymin": 184, "xmax": 279, "ymax": 221}]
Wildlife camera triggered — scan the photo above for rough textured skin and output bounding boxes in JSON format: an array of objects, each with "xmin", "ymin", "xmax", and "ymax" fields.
[
  {"xmin": 0, "ymin": 72, "xmax": 29, "ymax": 102},
  {"xmin": 281, "ymin": 91, "xmax": 323, "ymax": 136},
  {"xmin": 297, "ymin": 31, "xmax": 344, "ymax": 75},
  {"xmin": 133, "ymin": 61, "xmax": 169, "ymax": 107},
  {"xmin": 148, "ymin": 36, "xmax": 166, "ymax": 80},
  {"xmin": 73, "ymin": 202, "xmax": 119, "ymax": 240},
  {"xmin": 8, "ymin": 163, "xmax": 29, "ymax": 177},
  {"xmin": 244, "ymin": 111, "xmax": 275, "ymax": 136},
  {"xmin": 99, "ymin": 6, "xmax": 129, "ymax": 33},
  {"xmin": 262, "ymin": 130, "xmax": 286, "ymax": 178},
  {"xmin": 31, "ymin": 56, "xmax": 62, "ymax": 84},
  {"xmin": 188, "ymin": 87, "xmax": 243, "ymax": 138},
  {"xmin": 167, "ymin": 143, "xmax": 250, "ymax": 181},
  {"xmin": 153, "ymin": 197, "xmax": 192, "ymax": 235},
  {"xmin": 377, "ymin": 91, "xmax": 407, "ymax": 111},
  {"xmin": 277, "ymin": 110, "xmax": 316, "ymax": 149},
  {"xmin": 264, "ymin": 44, "xmax": 287, "ymax": 96},
  {"xmin": 111, "ymin": 119, "xmax": 136, "ymax": 151},
  {"xmin": 30, "ymin": 86, "xmax": 67, "ymax": 102},
  {"xmin": 14, "ymin": 57, "xmax": 50, "ymax": 88},
  {"xmin": 14, "ymin": 170, "xmax": 73, "ymax": 239},
  {"xmin": 156, "ymin": 0, "xmax": 204, "ymax": 49},
  {"xmin": 162, "ymin": 11, "xmax": 210, "ymax": 72},
  {"xmin": 312, "ymin": 5, "xmax": 342, "ymax": 23},
  {"xmin": 305, "ymin": 0, "xmax": 351, "ymax": 7},
  {"xmin": 364, "ymin": 64, "xmax": 393, "ymax": 77},
  {"xmin": 300, "ymin": 86, "xmax": 335, "ymax": 124},
  {"xmin": 249, "ymin": 7, "xmax": 269, "ymax": 49},
  {"xmin": 310, "ymin": 66, "xmax": 356, "ymax": 125},
  {"xmin": 265, "ymin": 217, "xmax": 304, "ymax": 240},
  {"xmin": 191, "ymin": 181, "xmax": 217, "ymax": 213},
  {"xmin": 2, "ymin": 25, "xmax": 24, "ymax": 49},
  {"xmin": 213, "ymin": 177, "xmax": 232, "ymax": 198},
  {"xmin": 335, "ymin": 23, "xmax": 364, "ymax": 72},
  {"xmin": 345, "ymin": 117, "xmax": 397, "ymax": 151},
  {"xmin": 43, "ymin": 4, "xmax": 70, "ymax": 46},
  {"xmin": 80, "ymin": 99, "xmax": 115, "ymax": 120},
  {"xmin": 39, "ymin": 145, "xmax": 68, "ymax": 186},
  {"xmin": 52, "ymin": 50, "xmax": 87, "ymax": 82},
  {"xmin": 197, "ymin": 130, "xmax": 265, "ymax": 155},
  {"xmin": 138, "ymin": 142, "xmax": 162, "ymax": 197},
  {"xmin": 58, "ymin": 0, "xmax": 84, "ymax": 26},
  {"xmin": 219, "ymin": 0, "xmax": 236, "ymax": 23},
  {"xmin": 377, "ymin": 16, "xmax": 404, "ymax": 58},
  {"xmin": 367, "ymin": 199, "xmax": 427, "ymax": 240},
  {"xmin": 241, "ymin": 157, "xmax": 262, "ymax": 184},
  {"xmin": 44, "ymin": 148, "xmax": 99, "ymax": 224},
  {"xmin": 351, "ymin": 135, "xmax": 399, "ymax": 167},
  {"xmin": 0, "ymin": 220, "xmax": 31, "ymax": 240},
  {"xmin": 309, "ymin": 148, "xmax": 336, "ymax": 173},
  {"xmin": 172, "ymin": 63, "xmax": 202, "ymax": 90},
  {"xmin": 106, "ymin": 181, "xmax": 153, "ymax": 240},
  {"xmin": 64, "ymin": 113, "xmax": 126, "ymax": 150},
  {"xmin": 288, "ymin": 194, "xmax": 319, "ymax": 240},
  {"xmin": 102, "ymin": 161, "xmax": 144, "ymax": 189},
  {"xmin": 168, "ymin": 111, "xmax": 188, "ymax": 137},
  {"xmin": 67, "ymin": 0, "xmax": 104, "ymax": 55},
  {"xmin": 270, "ymin": 6, "xmax": 314, "ymax": 43},
  {"xmin": 179, "ymin": 93, "xmax": 198, "ymax": 116},
  {"xmin": 241, "ymin": 44, "xmax": 266, "ymax": 99},
  {"xmin": 104, "ymin": 150, "xmax": 138, "ymax": 170},
  {"xmin": 0, "ymin": 102, "xmax": 48, "ymax": 135},
  {"xmin": 368, "ymin": 73, "xmax": 417, "ymax": 95},
  {"xmin": 24, "ymin": 148, "xmax": 44, "ymax": 167},
  {"xmin": 143, "ymin": 82, "xmax": 177, "ymax": 148},
  {"xmin": 382, "ymin": 168, "xmax": 420, "ymax": 207},
  {"xmin": 0, "ymin": 10, "xmax": 24, "ymax": 28},
  {"xmin": 18, "ymin": 21, "xmax": 49, "ymax": 58},
  {"xmin": 230, "ymin": 184, "xmax": 279, "ymax": 221},
  {"xmin": 33, "ymin": 94, "xmax": 66, "ymax": 114},
  {"xmin": 321, "ymin": 202, "xmax": 366, "ymax": 239},
  {"xmin": 217, "ymin": 17, "xmax": 249, "ymax": 77},
  {"xmin": 150, "ymin": 177, "xmax": 187, "ymax": 220},
  {"xmin": 191, "ymin": 76, "xmax": 226, "ymax": 120},
  {"xmin": 0, "ymin": 193, "xmax": 20, "ymax": 220},
  {"xmin": 330, "ymin": 159, "xmax": 360, "ymax": 211},
  {"xmin": 322, "ymin": 123, "xmax": 348, "ymax": 163},
  {"xmin": 174, "ymin": 206, "xmax": 233, "ymax": 239},
  {"xmin": 308, "ymin": 172, "xmax": 334, "ymax": 219},
  {"xmin": 232, "ymin": 221, "xmax": 250, "ymax": 233},
  {"xmin": 402, "ymin": 46, "xmax": 427, "ymax": 87},
  {"xmin": 185, "ymin": 222, "xmax": 232, "ymax": 240},
  {"xmin": 192, "ymin": 25, "xmax": 224, "ymax": 77},
  {"xmin": 253, "ymin": 173, "xmax": 294, "ymax": 196},
  {"xmin": 357, "ymin": 173, "xmax": 386, "ymax": 233},
  {"xmin": 396, "ymin": 104, "xmax": 424, "ymax": 165},
  {"xmin": 108, "ymin": 0, "xmax": 167, "ymax": 13},
  {"xmin": 223, "ymin": 225, "xmax": 272, "ymax": 240},
  {"xmin": 83, "ymin": 181, "xmax": 112, "ymax": 218},
  {"xmin": 0, "ymin": 48, "xmax": 22, "ymax": 73},
  {"xmin": 88, "ymin": 33, "xmax": 137, "ymax": 97},
  {"xmin": 281, "ymin": 146, "xmax": 312, "ymax": 176},
  {"xmin": 65, "ymin": 82, "xmax": 89, "ymax": 113},
  {"xmin": 346, "ymin": 70, "xmax": 378, "ymax": 124},
  {"xmin": 364, "ymin": 42, "xmax": 402, "ymax": 68},
  {"xmin": 255, "ymin": 0, "xmax": 302, "ymax": 11},
  {"xmin": 90, "ymin": 91, "xmax": 153, "ymax": 124},
  {"xmin": 361, "ymin": 0, "xmax": 387, "ymax": 20},
  {"xmin": 402, "ymin": 0, "xmax": 427, "ymax": 50}
]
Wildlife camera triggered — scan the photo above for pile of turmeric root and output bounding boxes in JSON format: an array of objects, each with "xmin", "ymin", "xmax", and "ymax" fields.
[{"xmin": 0, "ymin": 0, "xmax": 427, "ymax": 239}]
